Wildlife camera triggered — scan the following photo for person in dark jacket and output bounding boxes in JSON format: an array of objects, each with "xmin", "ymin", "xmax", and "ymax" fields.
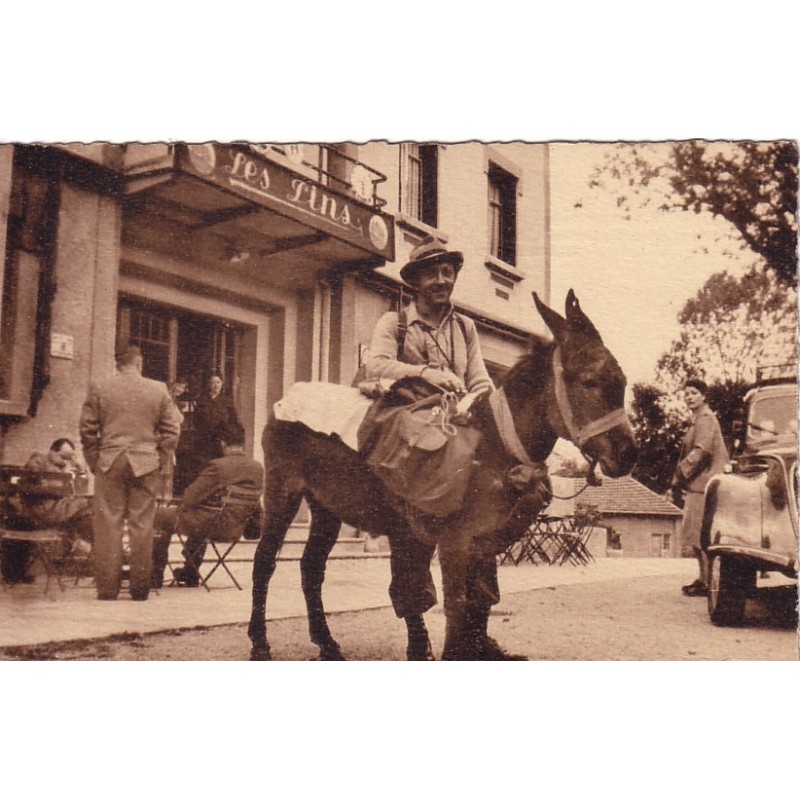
[
  {"xmin": 152, "ymin": 421, "xmax": 262, "ymax": 588},
  {"xmin": 180, "ymin": 373, "xmax": 240, "ymax": 490},
  {"xmin": 0, "ymin": 438, "xmax": 92, "ymax": 584}
]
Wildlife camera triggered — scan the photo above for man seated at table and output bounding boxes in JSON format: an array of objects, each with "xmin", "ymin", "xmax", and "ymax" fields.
[
  {"xmin": 0, "ymin": 438, "xmax": 93, "ymax": 584},
  {"xmin": 152, "ymin": 421, "xmax": 263, "ymax": 588}
]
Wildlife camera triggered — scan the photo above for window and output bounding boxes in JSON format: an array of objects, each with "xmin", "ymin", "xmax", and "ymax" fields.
[
  {"xmin": 1, "ymin": 146, "xmax": 59, "ymax": 417},
  {"xmin": 116, "ymin": 297, "xmax": 244, "ymax": 403},
  {"xmin": 488, "ymin": 163, "xmax": 517, "ymax": 266},
  {"xmin": 400, "ymin": 143, "xmax": 438, "ymax": 227}
]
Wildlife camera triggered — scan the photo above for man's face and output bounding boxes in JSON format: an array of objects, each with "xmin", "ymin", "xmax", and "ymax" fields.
[
  {"xmin": 49, "ymin": 443, "xmax": 76, "ymax": 470},
  {"xmin": 413, "ymin": 260, "xmax": 456, "ymax": 308}
]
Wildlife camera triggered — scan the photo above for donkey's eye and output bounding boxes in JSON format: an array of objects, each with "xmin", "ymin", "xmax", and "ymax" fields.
[{"xmin": 582, "ymin": 378, "xmax": 600, "ymax": 390}]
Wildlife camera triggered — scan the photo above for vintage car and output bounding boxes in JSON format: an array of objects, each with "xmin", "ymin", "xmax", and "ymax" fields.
[{"xmin": 700, "ymin": 373, "xmax": 798, "ymax": 626}]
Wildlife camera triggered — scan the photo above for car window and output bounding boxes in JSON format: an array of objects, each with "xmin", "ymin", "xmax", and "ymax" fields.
[{"xmin": 748, "ymin": 392, "xmax": 798, "ymax": 441}]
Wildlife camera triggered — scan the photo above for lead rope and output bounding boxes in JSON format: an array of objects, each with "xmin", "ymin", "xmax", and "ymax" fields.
[
  {"xmin": 543, "ymin": 471, "xmax": 595, "ymax": 501},
  {"xmin": 428, "ymin": 391, "xmax": 459, "ymax": 437}
]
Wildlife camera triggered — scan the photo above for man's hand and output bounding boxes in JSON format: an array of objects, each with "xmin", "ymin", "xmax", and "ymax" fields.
[{"xmin": 421, "ymin": 366, "xmax": 465, "ymax": 395}]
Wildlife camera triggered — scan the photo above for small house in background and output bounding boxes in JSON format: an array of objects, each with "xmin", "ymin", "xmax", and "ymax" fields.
[{"xmin": 547, "ymin": 475, "xmax": 683, "ymax": 558}]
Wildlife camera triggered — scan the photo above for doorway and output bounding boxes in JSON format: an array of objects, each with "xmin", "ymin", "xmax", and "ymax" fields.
[{"xmin": 116, "ymin": 296, "xmax": 247, "ymax": 411}]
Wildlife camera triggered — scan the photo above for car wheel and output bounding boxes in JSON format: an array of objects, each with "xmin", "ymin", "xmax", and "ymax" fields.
[{"xmin": 708, "ymin": 554, "xmax": 754, "ymax": 627}]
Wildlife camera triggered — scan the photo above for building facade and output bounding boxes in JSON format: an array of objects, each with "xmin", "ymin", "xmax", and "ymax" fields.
[
  {"xmin": 0, "ymin": 142, "xmax": 551, "ymax": 489},
  {"xmin": 548, "ymin": 476, "xmax": 683, "ymax": 558}
]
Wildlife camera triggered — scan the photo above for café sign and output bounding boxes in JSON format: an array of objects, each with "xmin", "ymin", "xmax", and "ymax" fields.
[{"xmin": 179, "ymin": 143, "xmax": 393, "ymax": 259}]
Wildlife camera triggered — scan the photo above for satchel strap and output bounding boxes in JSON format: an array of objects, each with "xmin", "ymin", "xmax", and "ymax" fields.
[
  {"xmin": 397, "ymin": 307, "xmax": 469, "ymax": 361},
  {"xmin": 396, "ymin": 306, "xmax": 409, "ymax": 360}
]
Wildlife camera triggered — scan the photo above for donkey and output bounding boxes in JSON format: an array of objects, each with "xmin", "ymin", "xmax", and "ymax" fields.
[{"xmin": 248, "ymin": 291, "xmax": 637, "ymax": 660}]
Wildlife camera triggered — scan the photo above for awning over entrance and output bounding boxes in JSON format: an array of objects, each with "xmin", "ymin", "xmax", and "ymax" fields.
[{"xmin": 121, "ymin": 143, "xmax": 395, "ymax": 290}]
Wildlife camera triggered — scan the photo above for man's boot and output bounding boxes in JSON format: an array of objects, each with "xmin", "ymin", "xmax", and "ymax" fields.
[{"xmin": 466, "ymin": 605, "xmax": 527, "ymax": 661}]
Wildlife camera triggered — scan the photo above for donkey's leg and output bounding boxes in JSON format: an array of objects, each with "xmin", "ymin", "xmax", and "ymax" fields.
[
  {"xmin": 248, "ymin": 486, "xmax": 303, "ymax": 661},
  {"xmin": 302, "ymin": 498, "xmax": 346, "ymax": 661},
  {"xmin": 404, "ymin": 615, "xmax": 434, "ymax": 661}
]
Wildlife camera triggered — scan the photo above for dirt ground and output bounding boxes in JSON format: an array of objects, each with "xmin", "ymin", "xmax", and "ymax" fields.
[{"xmin": 3, "ymin": 573, "xmax": 796, "ymax": 661}]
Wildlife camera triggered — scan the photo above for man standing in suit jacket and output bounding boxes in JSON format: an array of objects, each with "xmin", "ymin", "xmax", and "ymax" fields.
[
  {"xmin": 79, "ymin": 345, "xmax": 181, "ymax": 601},
  {"xmin": 152, "ymin": 421, "xmax": 263, "ymax": 588}
]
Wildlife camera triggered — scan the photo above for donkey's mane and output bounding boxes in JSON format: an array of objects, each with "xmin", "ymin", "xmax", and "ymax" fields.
[{"xmin": 500, "ymin": 337, "xmax": 554, "ymax": 396}]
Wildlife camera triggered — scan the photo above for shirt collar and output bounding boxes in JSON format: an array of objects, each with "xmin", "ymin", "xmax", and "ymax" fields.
[{"xmin": 406, "ymin": 301, "xmax": 456, "ymax": 329}]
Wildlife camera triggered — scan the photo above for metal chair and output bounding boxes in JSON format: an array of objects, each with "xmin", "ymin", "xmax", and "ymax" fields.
[
  {"xmin": 550, "ymin": 515, "xmax": 596, "ymax": 566},
  {"xmin": 0, "ymin": 466, "xmax": 74, "ymax": 594},
  {"xmin": 168, "ymin": 485, "xmax": 262, "ymax": 591}
]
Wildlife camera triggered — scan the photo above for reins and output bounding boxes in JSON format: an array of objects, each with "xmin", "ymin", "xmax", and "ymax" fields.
[{"xmin": 544, "ymin": 474, "xmax": 595, "ymax": 501}]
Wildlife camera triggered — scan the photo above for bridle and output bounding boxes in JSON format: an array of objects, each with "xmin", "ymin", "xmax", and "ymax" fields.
[
  {"xmin": 488, "ymin": 346, "xmax": 630, "ymax": 494},
  {"xmin": 552, "ymin": 348, "xmax": 629, "ymax": 451}
]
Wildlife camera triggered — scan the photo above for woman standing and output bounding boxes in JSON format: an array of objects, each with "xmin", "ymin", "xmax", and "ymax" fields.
[
  {"xmin": 183, "ymin": 374, "xmax": 240, "ymax": 487},
  {"xmin": 671, "ymin": 379, "xmax": 729, "ymax": 597}
]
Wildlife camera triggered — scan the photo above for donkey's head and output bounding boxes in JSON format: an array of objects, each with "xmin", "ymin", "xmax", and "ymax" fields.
[{"xmin": 533, "ymin": 290, "xmax": 637, "ymax": 478}]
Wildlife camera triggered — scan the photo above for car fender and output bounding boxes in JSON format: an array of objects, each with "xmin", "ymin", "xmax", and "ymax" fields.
[{"xmin": 702, "ymin": 468, "xmax": 797, "ymax": 574}]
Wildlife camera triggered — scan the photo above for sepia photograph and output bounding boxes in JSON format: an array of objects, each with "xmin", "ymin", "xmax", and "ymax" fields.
[
  {"xmin": 1, "ymin": 8, "xmax": 798, "ymax": 799},
  {"xmin": 1, "ymin": 139, "xmax": 796, "ymax": 662}
]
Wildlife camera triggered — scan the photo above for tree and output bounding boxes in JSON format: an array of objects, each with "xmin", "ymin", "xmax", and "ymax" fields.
[
  {"xmin": 590, "ymin": 141, "xmax": 798, "ymax": 288},
  {"xmin": 655, "ymin": 264, "xmax": 797, "ymax": 392},
  {"xmin": 629, "ymin": 382, "xmax": 686, "ymax": 497},
  {"xmin": 630, "ymin": 265, "xmax": 795, "ymax": 494}
]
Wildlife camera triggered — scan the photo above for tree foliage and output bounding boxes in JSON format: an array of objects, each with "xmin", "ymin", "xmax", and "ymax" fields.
[
  {"xmin": 591, "ymin": 140, "xmax": 798, "ymax": 288},
  {"xmin": 655, "ymin": 264, "xmax": 797, "ymax": 390},
  {"xmin": 629, "ymin": 382, "xmax": 686, "ymax": 496},
  {"xmin": 629, "ymin": 264, "xmax": 795, "ymax": 495}
]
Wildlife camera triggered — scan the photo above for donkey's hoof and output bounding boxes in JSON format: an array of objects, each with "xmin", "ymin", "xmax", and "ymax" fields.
[
  {"xmin": 318, "ymin": 643, "xmax": 346, "ymax": 661},
  {"xmin": 249, "ymin": 645, "xmax": 272, "ymax": 661}
]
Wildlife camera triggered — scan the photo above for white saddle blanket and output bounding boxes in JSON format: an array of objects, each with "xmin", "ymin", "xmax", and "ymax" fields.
[{"xmin": 273, "ymin": 382, "xmax": 373, "ymax": 451}]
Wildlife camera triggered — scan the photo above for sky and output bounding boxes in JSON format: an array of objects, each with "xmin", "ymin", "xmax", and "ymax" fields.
[{"xmin": 548, "ymin": 143, "xmax": 754, "ymax": 389}]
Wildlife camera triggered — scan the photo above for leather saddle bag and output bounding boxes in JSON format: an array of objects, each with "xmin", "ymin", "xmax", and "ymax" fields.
[{"xmin": 360, "ymin": 385, "xmax": 481, "ymax": 518}]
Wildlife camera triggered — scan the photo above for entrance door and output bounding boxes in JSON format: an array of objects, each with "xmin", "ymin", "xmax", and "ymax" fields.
[{"xmin": 116, "ymin": 297, "xmax": 245, "ymax": 411}]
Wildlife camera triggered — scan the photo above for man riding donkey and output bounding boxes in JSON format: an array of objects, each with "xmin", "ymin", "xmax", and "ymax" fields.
[{"xmin": 357, "ymin": 236, "xmax": 547, "ymax": 659}]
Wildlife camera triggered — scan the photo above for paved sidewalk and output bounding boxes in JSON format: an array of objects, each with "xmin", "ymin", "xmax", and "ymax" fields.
[{"xmin": 0, "ymin": 557, "xmax": 697, "ymax": 650}]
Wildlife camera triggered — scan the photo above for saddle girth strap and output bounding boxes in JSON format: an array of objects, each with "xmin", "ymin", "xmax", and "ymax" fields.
[{"xmin": 488, "ymin": 387, "xmax": 536, "ymax": 467}]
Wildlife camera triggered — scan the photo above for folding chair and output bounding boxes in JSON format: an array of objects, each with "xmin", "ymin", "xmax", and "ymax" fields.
[
  {"xmin": 569, "ymin": 516, "xmax": 596, "ymax": 566},
  {"xmin": 169, "ymin": 486, "xmax": 262, "ymax": 591},
  {"xmin": 550, "ymin": 515, "xmax": 596, "ymax": 566},
  {"xmin": 517, "ymin": 517, "xmax": 555, "ymax": 565},
  {"xmin": 0, "ymin": 466, "xmax": 74, "ymax": 594}
]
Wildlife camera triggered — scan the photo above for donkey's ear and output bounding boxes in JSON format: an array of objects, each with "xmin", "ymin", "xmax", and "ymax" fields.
[
  {"xmin": 565, "ymin": 290, "xmax": 602, "ymax": 340},
  {"xmin": 565, "ymin": 289, "xmax": 580, "ymax": 319},
  {"xmin": 533, "ymin": 292, "xmax": 566, "ymax": 339}
]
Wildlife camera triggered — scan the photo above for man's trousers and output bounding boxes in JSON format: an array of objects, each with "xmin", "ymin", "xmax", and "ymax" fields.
[{"xmin": 92, "ymin": 455, "xmax": 160, "ymax": 599}]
